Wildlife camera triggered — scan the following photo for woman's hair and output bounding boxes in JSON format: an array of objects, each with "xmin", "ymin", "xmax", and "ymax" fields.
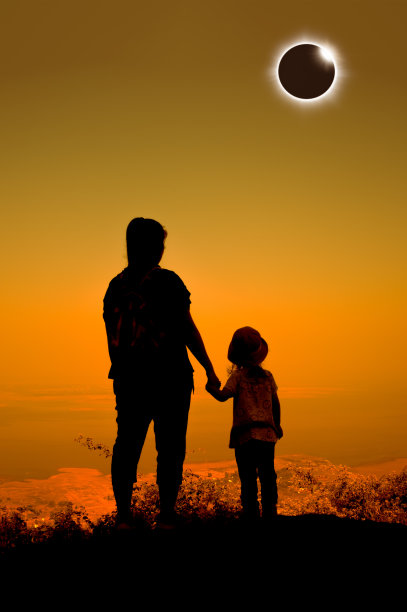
[{"xmin": 126, "ymin": 217, "xmax": 167, "ymax": 267}]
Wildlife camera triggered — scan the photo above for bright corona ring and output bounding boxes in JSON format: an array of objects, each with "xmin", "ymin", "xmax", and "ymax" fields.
[{"xmin": 275, "ymin": 41, "xmax": 338, "ymax": 103}]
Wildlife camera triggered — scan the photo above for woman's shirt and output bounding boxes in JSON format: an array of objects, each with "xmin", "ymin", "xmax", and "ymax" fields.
[
  {"xmin": 103, "ymin": 266, "xmax": 193, "ymax": 380},
  {"xmin": 223, "ymin": 367, "xmax": 279, "ymax": 448}
]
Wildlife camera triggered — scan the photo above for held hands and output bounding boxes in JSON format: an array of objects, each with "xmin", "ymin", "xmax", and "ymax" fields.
[{"xmin": 206, "ymin": 368, "xmax": 221, "ymax": 391}]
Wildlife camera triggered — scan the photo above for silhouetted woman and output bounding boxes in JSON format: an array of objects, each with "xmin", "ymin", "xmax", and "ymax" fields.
[{"xmin": 103, "ymin": 218, "xmax": 220, "ymax": 529}]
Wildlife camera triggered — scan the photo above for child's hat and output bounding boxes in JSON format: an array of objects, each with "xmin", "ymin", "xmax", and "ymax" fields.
[{"xmin": 228, "ymin": 326, "xmax": 268, "ymax": 366}]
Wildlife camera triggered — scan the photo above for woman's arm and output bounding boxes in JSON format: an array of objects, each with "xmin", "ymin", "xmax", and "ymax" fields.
[{"xmin": 185, "ymin": 311, "xmax": 220, "ymax": 388}]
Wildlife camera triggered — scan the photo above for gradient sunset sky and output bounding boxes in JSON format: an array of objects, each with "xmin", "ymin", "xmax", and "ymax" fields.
[{"xmin": 1, "ymin": 0, "xmax": 406, "ymax": 477}]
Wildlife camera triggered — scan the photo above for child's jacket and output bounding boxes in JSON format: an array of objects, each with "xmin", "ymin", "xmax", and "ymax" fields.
[{"xmin": 224, "ymin": 368, "xmax": 279, "ymax": 448}]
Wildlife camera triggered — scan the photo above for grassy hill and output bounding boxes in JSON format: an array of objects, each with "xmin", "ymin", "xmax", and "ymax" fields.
[{"xmin": 1, "ymin": 459, "xmax": 406, "ymax": 572}]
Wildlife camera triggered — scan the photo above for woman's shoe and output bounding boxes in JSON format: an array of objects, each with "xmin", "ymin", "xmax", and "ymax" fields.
[
  {"xmin": 156, "ymin": 510, "xmax": 183, "ymax": 531},
  {"xmin": 262, "ymin": 504, "xmax": 278, "ymax": 522}
]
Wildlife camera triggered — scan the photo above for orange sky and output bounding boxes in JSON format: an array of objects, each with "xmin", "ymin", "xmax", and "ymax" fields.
[{"xmin": 1, "ymin": 0, "xmax": 406, "ymax": 477}]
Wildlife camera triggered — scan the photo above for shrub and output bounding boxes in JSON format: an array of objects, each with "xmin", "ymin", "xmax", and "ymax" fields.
[
  {"xmin": 280, "ymin": 464, "xmax": 407, "ymax": 525},
  {"xmin": 2, "ymin": 441, "xmax": 405, "ymax": 552}
]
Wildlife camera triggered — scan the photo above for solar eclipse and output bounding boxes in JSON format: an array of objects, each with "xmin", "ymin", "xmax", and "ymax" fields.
[{"xmin": 275, "ymin": 41, "xmax": 338, "ymax": 103}]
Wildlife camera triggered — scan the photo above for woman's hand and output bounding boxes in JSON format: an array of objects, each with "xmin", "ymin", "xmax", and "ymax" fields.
[
  {"xmin": 205, "ymin": 380, "xmax": 232, "ymax": 402},
  {"xmin": 206, "ymin": 369, "xmax": 221, "ymax": 390}
]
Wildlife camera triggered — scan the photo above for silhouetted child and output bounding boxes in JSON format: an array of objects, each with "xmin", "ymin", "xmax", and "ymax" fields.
[{"xmin": 206, "ymin": 326, "xmax": 283, "ymax": 522}]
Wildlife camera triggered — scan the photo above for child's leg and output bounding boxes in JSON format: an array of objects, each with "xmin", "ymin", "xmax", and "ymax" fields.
[
  {"xmin": 235, "ymin": 441, "xmax": 260, "ymax": 518},
  {"xmin": 257, "ymin": 441, "xmax": 278, "ymax": 517}
]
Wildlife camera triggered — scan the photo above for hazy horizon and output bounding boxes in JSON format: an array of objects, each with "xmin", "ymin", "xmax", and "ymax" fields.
[{"xmin": 1, "ymin": 381, "xmax": 406, "ymax": 482}]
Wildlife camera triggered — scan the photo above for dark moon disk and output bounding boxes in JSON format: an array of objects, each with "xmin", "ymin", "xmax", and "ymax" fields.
[{"xmin": 278, "ymin": 44, "xmax": 335, "ymax": 99}]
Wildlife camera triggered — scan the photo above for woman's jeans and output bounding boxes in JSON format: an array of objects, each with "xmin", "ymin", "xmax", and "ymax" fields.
[{"xmin": 111, "ymin": 373, "xmax": 192, "ymax": 520}]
